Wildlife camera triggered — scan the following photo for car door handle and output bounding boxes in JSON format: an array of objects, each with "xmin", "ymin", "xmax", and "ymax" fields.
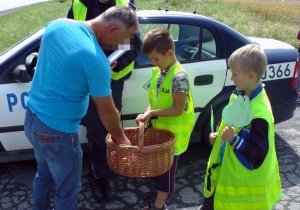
[{"xmin": 194, "ymin": 75, "xmax": 213, "ymax": 86}]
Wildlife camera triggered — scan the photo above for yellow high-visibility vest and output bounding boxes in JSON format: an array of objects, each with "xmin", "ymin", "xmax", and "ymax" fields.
[
  {"xmin": 116, "ymin": 0, "xmax": 128, "ymax": 6},
  {"xmin": 149, "ymin": 62, "xmax": 195, "ymax": 155},
  {"xmin": 203, "ymin": 89, "xmax": 282, "ymax": 210},
  {"xmin": 72, "ymin": 0, "xmax": 129, "ymax": 20},
  {"xmin": 72, "ymin": 0, "xmax": 88, "ymax": 21}
]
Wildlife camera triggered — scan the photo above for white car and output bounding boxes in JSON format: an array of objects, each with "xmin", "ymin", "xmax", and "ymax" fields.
[{"xmin": 0, "ymin": 10, "xmax": 298, "ymax": 162}]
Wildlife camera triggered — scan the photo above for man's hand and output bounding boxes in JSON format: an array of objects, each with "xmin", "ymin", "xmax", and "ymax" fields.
[
  {"xmin": 113, "ymin": 136, "xmax": 131, "ymax": 146},
  {"xmin": 92, "ymin": 95, "xmax": 131, "ymax": 146},
  {"xmin": 221, "ymin": 126, "xmax": 235, "ymax": 143}
]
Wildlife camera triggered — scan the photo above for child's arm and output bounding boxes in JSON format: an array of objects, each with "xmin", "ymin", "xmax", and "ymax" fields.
[
  {"xmin": 139, "ymin": 92, "xmax": 187, "ymax": 124},
  {"xmin": 135, "ymin": 105, "xmax": 150, "ymax": 124},
  {"xmin": 227, "ymin": 119, "xmax": 269, "ymax": 169},
  {"xmin": 137, "ymin": 71, "xmax": 189, "ymax": 124},
  {"xmin": 241, "ymin": 119, "xmax": 268, "ymax": 168}
]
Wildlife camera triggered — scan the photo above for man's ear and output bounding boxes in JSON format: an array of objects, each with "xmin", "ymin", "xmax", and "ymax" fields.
[{"xmin": 107, "ymin": 24, "xmax": 119, "ymax": 33}]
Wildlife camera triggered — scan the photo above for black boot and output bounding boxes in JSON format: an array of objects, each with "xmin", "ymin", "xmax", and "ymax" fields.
[
  {"xmin": 99, "ymin": 177, "xmax": 117, "ymax": 199},
  {"xmin": 87, "ymin": 173, "xmax": 104, "ymax": 201}
]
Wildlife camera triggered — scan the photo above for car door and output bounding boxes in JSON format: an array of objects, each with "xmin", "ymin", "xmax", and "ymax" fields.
[
  {"xmin": 0, "ymin": 31, "xmax": 41, "ymax": 152},
  {"xmin": 121, "ymin": 21, "xmax": 228, "ymax": 132},
  {"xmin": 0, "ymin": 83, "xmax": 31, "ymax": 151},
  {"xmin": 0, "ymin": 30, "xmax": 88, "ymax": 152}
]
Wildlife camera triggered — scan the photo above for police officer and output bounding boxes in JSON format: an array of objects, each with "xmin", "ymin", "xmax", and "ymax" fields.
[{"xmin": 67, "ymin": 0, "xmax": 141, "ymax": 201}]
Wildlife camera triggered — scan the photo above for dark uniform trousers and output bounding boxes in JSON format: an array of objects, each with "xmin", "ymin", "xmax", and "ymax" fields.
[{"xmin": 84, "ymin": 74, "xmax": 129, "ymax": 179}]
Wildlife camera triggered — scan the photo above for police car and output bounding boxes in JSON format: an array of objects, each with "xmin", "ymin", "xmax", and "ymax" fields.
[{"xmin": 0, "ymin": 10, "xmax": 298, "ymax": 162}]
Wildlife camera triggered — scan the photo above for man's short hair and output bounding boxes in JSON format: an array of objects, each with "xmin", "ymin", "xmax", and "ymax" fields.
[
  {"xmin": 142, "ymin": 28, "xmax": 175, "ymax": 55},
  {"xmin": 228, "ymin": 44, "xmax": 268, "ymax": 80},
  {"xmin": 102, "ymin": 6, "xmax": 138, "ymax": 30}
]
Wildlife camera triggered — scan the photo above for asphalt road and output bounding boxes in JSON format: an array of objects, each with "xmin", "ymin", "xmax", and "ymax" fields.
[{"xmin": 0, "ymin": 106, "xmax": 299, "ymax": 210}]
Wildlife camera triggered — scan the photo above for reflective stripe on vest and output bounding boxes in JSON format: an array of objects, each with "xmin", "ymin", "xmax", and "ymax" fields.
[
  {"xmin": 111, "ymin": 61, "xmax": 134, "ymax": 80},
  {"xmin": 149, "ymin": 62, "xmax": 195, "ymax": 155},
  {"xmin": 203, "ymin": 120, "xmax": 230, "ymax": 198},
  {"xmin": 116, "ymin": 0, "xmax": 128, "ymax": 6},
  {"xmin": 203, "ymin": 94, "xmax": 243, "ymax": 198},
  {"xmin": 203, "ymin": 90, "xmax": 282, "ymax": 210},
  {"xmin": 72, "ymin": 0, "xmax": 87, "ymax": 21}
]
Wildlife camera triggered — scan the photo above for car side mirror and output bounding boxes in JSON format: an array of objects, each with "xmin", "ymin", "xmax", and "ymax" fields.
[
  {"xmin": 25, "ymin": 52, "xmax": 38, "ymax": 78},
  {"xmin": 11, "ymin": 65, "xmax": 31, "ymax": 83}
]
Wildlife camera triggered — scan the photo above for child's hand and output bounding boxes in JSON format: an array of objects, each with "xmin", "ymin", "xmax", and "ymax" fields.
[
  {"xmin": 139, "ymin": 110, "xmax": 153, "ymax": 125},
  {"xmin": 221, "ymin": 126, "xmax": 235, "ymax": 143},
  {"xmin": 135, "ymin": 114, "xmax": 144, "ymax": 125},
  {"xmin": 209, "ymin": 132, "xmax": 217, "ymax": 145}
]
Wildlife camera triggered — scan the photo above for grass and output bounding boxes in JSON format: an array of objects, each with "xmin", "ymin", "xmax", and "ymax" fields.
[
  {"xmin": 0, "ymin": 0, "xmax": 299, "ymax": 53},
  {"xmin": 219, "ymin": 0, "xmax": 299, "ymax": 47},
  {"xmin": 0, "ymin": 0, "xmax": 71, "ymax": 52}
]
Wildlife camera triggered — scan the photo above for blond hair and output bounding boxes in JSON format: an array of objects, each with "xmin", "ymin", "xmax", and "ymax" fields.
[{"xmin": 228, "ymin": 44, "xmax": 267, "ymax": 80}]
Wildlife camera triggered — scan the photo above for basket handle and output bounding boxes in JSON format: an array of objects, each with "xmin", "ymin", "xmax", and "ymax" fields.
[{"xmin": 138, "ymin": 121, "xmax": 145, "ymax": 147}]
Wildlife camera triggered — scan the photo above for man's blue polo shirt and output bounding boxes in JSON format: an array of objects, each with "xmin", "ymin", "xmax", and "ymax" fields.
[{"xmin": 27, "ymin": 19, "xmax": 111, "ymax": 133}]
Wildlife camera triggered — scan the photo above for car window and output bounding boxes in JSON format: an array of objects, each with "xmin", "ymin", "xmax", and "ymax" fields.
[
  {"xmin": 139, "ymin": 23, "xmax": 179, "ymax": 40},
  {"xmin": 135, "ymin": 23, "xmax": 217, "ymax": 68},
  {"xmin": 1, "ymin": 29, "xmax": 43, "ymax": 84},
  {"xmin": 201, "ymin": 28, "xmax": 217, "ymax": 60},
  {"xmin": 136, "ymin": 23, "xmax": 179, "ymax": 67},
  {"xmin": 176, "ymin": 24, "xmax": 200, "ymax": 62}
]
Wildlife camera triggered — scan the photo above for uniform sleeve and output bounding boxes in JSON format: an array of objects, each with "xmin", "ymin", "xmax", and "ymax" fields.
[
  {"xmin": 66, "ymin": 1, "xmax": 74, "ymax": 19},
  {"xmin": 231, "ymin": 118, "xmax": 269, "ymax": 169},
  {"xmin": 86, "ymin": 61, "xmax": 112, "ymax": 97},
  {"xmin": 112, "ymin": 32, "xmax": 142, "ymax": 72}
]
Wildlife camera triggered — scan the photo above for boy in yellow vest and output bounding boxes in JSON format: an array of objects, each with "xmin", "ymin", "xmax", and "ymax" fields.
[
  {"xmin": 202, "ymin": 44, "xmax": 282, "ymax": 210},
  {"xmin": 136, "ymin": 29, "xmax": 195, "ymax": 210}
]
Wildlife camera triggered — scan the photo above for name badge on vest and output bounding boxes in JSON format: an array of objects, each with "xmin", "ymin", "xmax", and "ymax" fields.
[{"xmin": 161, "ymin": 88, "xmax": 170, "ymax": 94}]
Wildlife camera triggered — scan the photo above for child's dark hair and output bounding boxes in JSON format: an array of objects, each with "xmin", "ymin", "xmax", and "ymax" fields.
[{"xmin": 142, "ymin": 28, "xmax": 174, "ymax": 55}]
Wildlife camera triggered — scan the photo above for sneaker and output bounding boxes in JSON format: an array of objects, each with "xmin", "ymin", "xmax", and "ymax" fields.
[
  {"xmin": 157, "ymin": 204, "xmax": 168, "ymax": 210},
  {"xmin": 142, "ymin": 203, "xmax": 168, "ymax": 210},
  {"xmin": 159, "ymin": 204, "xmax": 168, "ymax": 210},
  {"xmin": 141, "ymin": 192, "xmax": 155, "ymax": 210},
  {"xmin": 141, "ymin": 194, "xmax": 168, "ymax": 210}
]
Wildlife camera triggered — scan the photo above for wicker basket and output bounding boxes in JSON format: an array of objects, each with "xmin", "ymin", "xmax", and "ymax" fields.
[{"xmin": 106, "ymin": 122, "xmax": 175, "ymax": 178}]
